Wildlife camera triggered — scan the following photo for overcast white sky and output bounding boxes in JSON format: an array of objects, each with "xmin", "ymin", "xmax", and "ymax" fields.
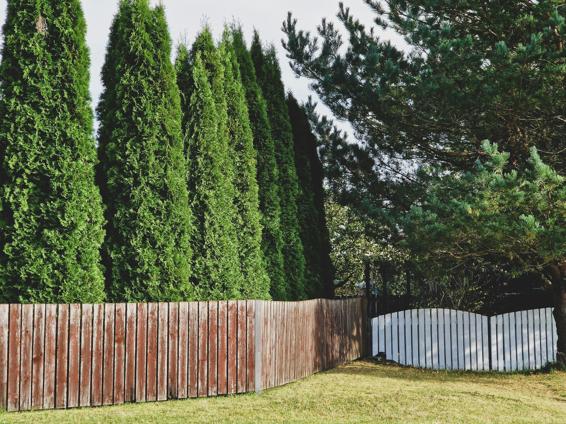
[{"xmin": 0, "ymin": 0, "xmax": 404, "ymax": 129}]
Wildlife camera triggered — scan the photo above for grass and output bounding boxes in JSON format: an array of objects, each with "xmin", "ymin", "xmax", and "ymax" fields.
[{"xmin": 1, "ymin": 360, "xmax": 565, "ymax": 423}]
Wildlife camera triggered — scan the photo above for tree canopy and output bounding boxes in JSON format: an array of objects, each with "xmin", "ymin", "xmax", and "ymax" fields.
[
  {"xmin": 0, "ymin": 0, "xmax": 105, "ymax": 303},
  {"xmin": 97, "ymin": 0, "xmax": 193, "ymax": 301}
]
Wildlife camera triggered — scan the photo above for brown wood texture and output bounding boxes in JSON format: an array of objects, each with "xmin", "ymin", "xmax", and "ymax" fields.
[
  {"xmin": 124, "ymin": 303, "xmax": 136, "ymax": 403},
  {"xmin": 79, "ymin": 304, "xmax": 93, "ymax": 408},
  {"xmin": 177, "ymin": 302, "xmax": 189, "ymax": 400},
  {"xmin": 197, "ymin": 302, "xmax": 208, "ymax": 398},
  {"xmin": 19, "ymin": 305, "xmax": 33, "ymax": 411},
  {"xmin": 66, "ymin": 304, "xmax": 81, "ymax": 409},
  {"xmin": 114, "ymin": 304, "xmax": 126, "ymax": 405},
  {"xmin": 157, "ymin": 303, "xmax": 168, "ymax": 401},
  {"xmin": 0, "ymin": 304, "xmax": 8, "ymax": 411},
  {"xmin": 31, "ymin": 304, "xmax": 45, "ymax": 410},
  {"xmin": 188, "ymin": 302, "xmax": 198, "ymax": 398},
  {"xmin": 135, "ymin": 303, "xmax": 147, "ymax": 403},
  {"xmin": 0, "ymin": 299, "xmax": 365, "ymax": 412},
  {"xmin": 146, "ymin": 303, "xmax": 158, "ymax": 402},
  {"xmin": 43, "ymin": 305, "xmax": 57, "ymax": 410},
  {"xmin": 55, "ymin": 304, "xmax": 68, "ymax": 409},
  {"xmin": 91, "ymin": 304, "xmax": 104, "ymax": 407}
]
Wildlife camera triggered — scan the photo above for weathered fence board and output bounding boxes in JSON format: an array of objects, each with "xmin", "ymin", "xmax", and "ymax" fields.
[
  {"xmin": 0, "ymin": 298, "xmax": 365, "ymax": 412},
  {"xmin": 372, "ymin": 308, "xmax": 557, "ymax": 371}
]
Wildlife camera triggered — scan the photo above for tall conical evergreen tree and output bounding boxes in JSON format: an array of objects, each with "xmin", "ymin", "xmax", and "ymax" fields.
[
  {"xmin": 0, "ymin": 0, "xmax": 105, "ymax": 303},
  {"xmin": 251, "ymin": 34, "xmax": 306, "ymax": 300},
  {"xmin": 221, "ymin": 32, "xmax": 270, "ymax": 299},
  {"xmin": 97, "ymin": 0, "xmax": 193, "ymax": 301},
  {"xmin": 287, "ymin": 94, "xmax": 335, "ymax": 298},
  {"xmin": 176, "ymin": 39, "xmax": 243, "ymax": 300},
  {"xmin": 231, "ymin": 27, "xmax": 287, "ymax": 299}
]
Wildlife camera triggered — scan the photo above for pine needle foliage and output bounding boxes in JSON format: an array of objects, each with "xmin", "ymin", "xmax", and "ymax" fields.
[
  {"xmin": 97, "ymin": 0, "xmax": 193, "ymax": 302},
  {"xmin": 231, "ymin": 26, "xmax": 287, "ymax": 299},
  {"xmin": 287, "ymin": 94, "xmax": 334, "ymax": 298},
  {"xmin": 251, "ymin": 34, "xmax": 306, "ymax": 300},
  {"xmin": 176, "ymin": 34, "xmax": 244, "ymax": 300},
  {"xmin": 221, "ymin": 32, "xmax": 270, "ymax": 299},
  {"xmin": 0, "ymin": 0, "xmax": 105, "ymax": 303}
]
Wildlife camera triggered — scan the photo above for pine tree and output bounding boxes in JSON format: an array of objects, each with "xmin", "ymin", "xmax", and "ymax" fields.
[
  {"xmin": 0, "ymin": 0, "xmax": 105, "ymax": 303},
  {"xmin": 251, "ymin": 34, "xmax": 306, "ymax": 300},
  {"xmin": 221, "ymin": 32, "xmax": 270, "ymax": 299},
  {"xmin": 287, "ymin": 94, "xmax": 334, "ymax": 298},
  {"xmin": 176, "ymin": 38, "xmax": 243, "ymax": 300},
  {"xmin": 231, "ymin": 27, "xmax": 287, "ymax": 299},
  {"xmin": 97, "ymin": 0, "xmax": 193, "ymax": 302}
]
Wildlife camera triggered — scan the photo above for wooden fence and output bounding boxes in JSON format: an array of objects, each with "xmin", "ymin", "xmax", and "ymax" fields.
[
  {"xmin": 0, "ymin": 298, "xmax": 365, "ymax": 412},
  {"xmin": 371, "ymin": 308, "xmax": 557, "ymax": 371}
]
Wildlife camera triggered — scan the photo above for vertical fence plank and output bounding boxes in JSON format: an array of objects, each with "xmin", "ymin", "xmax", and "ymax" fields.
[
  {"xmin": 197, "ymin": 302, "xmax": 208, "ymax": 398},
  {"xmin": 31, "ymin": 305, "xmax": 45, "ymax": 410},
  {"xmin": 516, "ymin": 311, "xmax": 525, "ymax": 370},
  {"xmin": 227, "ymin": 301, "xmax": 237, "ymax": 395},
  {"xmin": 19, "ymin": 304, "xmax": 33, "ymax": 411},
  {"xmin": 55, "ymin": 305, "xmax": 69, "ymax": 409},
  {"xmin": 188, "ymin": 302, "xmax": 198, "ymax": 398},
  {"xmin": 157, "ymin": 303, "xmax": 168, "ymax": 402},
  {"xmin": 217, "ymin": 301, "xmax": 228, "ymax": 396},
  {"xmin": 135, "ymin": 303, "xmax": 147, "ymax": 403},
  {"xmin": 437, "ymin": 309, "xmax": 445, "ymax": 369},
  {"xmin": 7, "ymin": 304, "xmax": 21, "ymax": 412},
  {"xmin": 208, "ymin": 302, "xmax": 218, "ymax": 397},
  {"xmin": 431, "ymin": 310, "xmax": 438, "ymax": 370},
  {"xmin": 43, "ymin": 305, "xmax": 57, "ymax": 410},
  {"xmin": 0, "ymin": 305, "xmax": 8, "ymax": 411},
  {"xmin": 168, "ymin": 303, "xmax": 178, "ymax": 400},
  {"xmin": 79, "ymin": 305, "xmax": 93, "ymax": 408},
  {"xmin": 527, "ymin": 310, "xmax": 535, "ymax": 370},
  {"xmin": 66, "ymin": 304, "xmax": 81, "ymax": 409},
  {"xmin": 146, "ymin": 303, "xmax": 158, "ymax": 402},
  {"xmin": 178, "ymin": 302, "xmax": 189, "ymax": 400},
  {"xmin": 124, "ymin": 303, "xmax": 136, "ymax": 403},
  {"xmin": 102, "ymin": 304, "xmax": 115, "ymax": 406},
  {"xmin": 91, "ymin": 304, "xmax": 104, "ymax": 406},
  {"xmin": 246, "ymin": 301, "xmax": 255, "ymax": 393},
  {"xmin": 237, "ymin": 301, "xmax": 247, "ymax": 393},
  {"xmin": 114, "ymin": 304, "xmax": 126, "ymax": 405}
]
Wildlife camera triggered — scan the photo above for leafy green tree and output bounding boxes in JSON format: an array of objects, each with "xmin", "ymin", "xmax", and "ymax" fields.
[
  {"xmin": 284, "ymin": 0, "xmax": 566, "ymax": 357},
  {"xmin": 176, "ymin": 44, "xmax": 243, "ymax": 300},
  {"xmin": 97, "ymin": 0, "xmax": 193, "ymax": 301},
  {"xmin": 221, "ymin": 33, "xmax": 270, "ymax": 299},
  {"xmin": 405, "ymin": 142, "xmax": 566, "ymax": 366},
  {"xmin": 0, "ymin": 0, "xmax": 105, "ymax": 303},
  {"xmin": 231, "ymin": 27, "xmax": 286, "ymax": 299},
  {"xmin": 287, "ymin": 94, "xmax": 334, "ymax": 298},
  {"xmin": 252, "ymin": 34, "xmax": 306, "ymax": 300},
  {"xmin": 283, "ymin": 1, "xmax": 566, "ymax": 174}
]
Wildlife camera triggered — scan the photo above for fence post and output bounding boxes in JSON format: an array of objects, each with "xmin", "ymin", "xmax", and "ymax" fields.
[
  {"xmin": 487, "ymin": 316, "xmax": 493, "ymax": 371},
  {"xmin": 254, "ymin": 300, "xmax": 262, "ymax": 394}
]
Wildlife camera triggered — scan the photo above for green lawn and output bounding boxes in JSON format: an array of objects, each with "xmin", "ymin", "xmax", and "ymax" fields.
[{"xmin": 2, "ymin": 361, "xmax": 565, "ymax": 423}]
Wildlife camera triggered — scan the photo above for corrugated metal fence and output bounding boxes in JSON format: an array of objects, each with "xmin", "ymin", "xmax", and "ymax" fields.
[
  {"xmin": 0, "ymin": 298, "xmax": 366, "ymax": 412},
  {"xmin": 371, "ymin": 308, "xmax": 557, "ymax": 371}
]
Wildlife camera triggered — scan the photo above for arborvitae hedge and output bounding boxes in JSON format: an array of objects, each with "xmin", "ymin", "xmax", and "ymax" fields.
[
  {"xmin": 0, "ymin": 0, "xmax": 105, "ymax": 303},
  {"xmin": 221, "ymin": 33, "xmax": 270, "ymax": 299},
  {"xmin": 176, "ymin": 39, "xmax": 244, "ymax": 300},
  {"xmin": 231, "ymin": 27, "xmax": 287, "ymax": 300},
  {"xmin": 97, "ymin": 0, "xmax": 193, "ymax": 302},
  {"xmin": 287, "ymin": 94, "xmax": 335, "ymax": 298},
  {"xmin": 251, "ymin": 35, "xmax": 306, "ymax": 300}
]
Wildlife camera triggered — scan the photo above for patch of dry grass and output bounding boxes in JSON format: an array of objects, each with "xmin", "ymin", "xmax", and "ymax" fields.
[{"xmin": 1, "ymin": 361, "xmax": 565, "ymax": 423}]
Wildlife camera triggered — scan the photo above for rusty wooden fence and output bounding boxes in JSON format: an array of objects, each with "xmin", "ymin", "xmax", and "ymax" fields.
[{"xmin": 0, "ymin": 298, "xmax": 366, "ymax": 412}]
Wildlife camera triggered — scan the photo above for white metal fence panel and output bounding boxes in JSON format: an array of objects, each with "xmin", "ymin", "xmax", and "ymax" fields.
[{"xmin": 371, "ymin": 308, "xmax": 557, "ymax": 372}]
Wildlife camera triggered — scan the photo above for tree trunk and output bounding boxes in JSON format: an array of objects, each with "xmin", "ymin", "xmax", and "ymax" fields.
[{"xmin": 549, "ymin": 262, "xmax": 566, "ymax": 368}]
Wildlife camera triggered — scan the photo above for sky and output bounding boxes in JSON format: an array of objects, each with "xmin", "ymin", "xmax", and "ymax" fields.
[{"xmin": 0, "ymin": 0, "xmax": 404, "ymax": 130}]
